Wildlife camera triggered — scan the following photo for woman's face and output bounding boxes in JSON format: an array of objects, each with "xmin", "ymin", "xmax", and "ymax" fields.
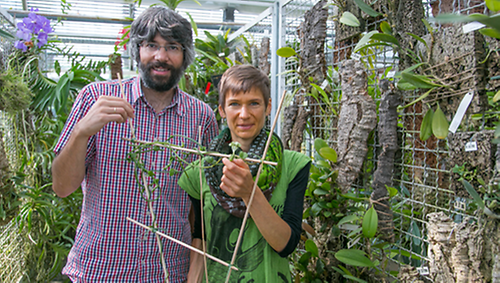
[{"xmin": 219, "ymin": 87, "xmax": 271, "ymax": 151}]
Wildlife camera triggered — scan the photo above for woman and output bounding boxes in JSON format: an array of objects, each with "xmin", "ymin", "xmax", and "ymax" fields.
[{"xmin": 178, "ymin": 65, "xmax": 311, "ymax": 282}]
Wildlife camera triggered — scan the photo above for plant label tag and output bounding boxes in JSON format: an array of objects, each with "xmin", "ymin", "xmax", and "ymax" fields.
[
  {"xmin": 351, "ymin": 53, "xmax": 361, "ymax": 61},
  {"xmin": 465, "ymin": 141, "xmax": 478, "ymax": 152},
  {"xmin": 321, "ymin": 79, "xmax": 329, "ymax": 89},
  {"xmin": 454, "ymin": 199, "xmax": 467, "ymax": 211},
  {"xmin": 417, "ymin": 266, "xmax": 430, "ymax": 275},
  {"xmin": 463, "ymin": 22, "xmax": 486, "ymax": 33},
  {"xmin": 449, "ymin": 91, "xmax": 474, "ymax": 133},
  {"xmin": 347, "ymin": 236, "xmax": 361, "ymax": 249},
  {"xmin": 386, "ymin": 71, "xmax": 396, "ymax": 78}
]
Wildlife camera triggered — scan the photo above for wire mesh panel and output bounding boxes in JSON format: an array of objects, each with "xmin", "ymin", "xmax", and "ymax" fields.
[
  {"xmin": 0, "ymin": 221, "xmax": 26, "ymax": 282},
  {"xmin": 274, "ymin": 0, "xmax": 494, "ymax": 281}
]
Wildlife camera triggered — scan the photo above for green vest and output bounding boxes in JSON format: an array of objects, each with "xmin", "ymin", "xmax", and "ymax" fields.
[{"xmin": 179, "ymin": 150, "xmax": 310, "ymax": 282}]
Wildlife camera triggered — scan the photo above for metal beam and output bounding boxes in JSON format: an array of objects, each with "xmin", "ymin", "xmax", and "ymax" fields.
[
  {"xmin": 270, "ymin": 0, "xmax": 281, "ymax": 136},
  {"xmin": 228, "ymin": 6, "xmax": 273, "ymax": 42},
  {"xmin": 0, "ymin": 5, "xmax": 15, "ymax": 27}
]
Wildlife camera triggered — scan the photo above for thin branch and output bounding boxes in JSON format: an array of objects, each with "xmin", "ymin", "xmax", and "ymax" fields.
[
  {"xmin": 198, "ymin": 126, "xmax": 209, "ymax": 283},
  {"xmin": 126, "ymin": 217, "xmax": 239, "ymax": 271},
  {"xmin": 123, "ymin": 138, "xmax": 279, "ymax": 166},
  {"xmin": 117, "ymin": 72, "xmax": 136, "ymax": 139},
  {"xmin": 224, "ymin": 90, "xmax": 288, "ymax": 282},
  {"xmin": 142, "ymin": 173, "xmax": 170, "ymax": 283}
]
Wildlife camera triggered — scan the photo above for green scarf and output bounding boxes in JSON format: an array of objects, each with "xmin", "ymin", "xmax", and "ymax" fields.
[{"xmin": 205, "ymin": 127, "xmax": 283, "ymax": 218}]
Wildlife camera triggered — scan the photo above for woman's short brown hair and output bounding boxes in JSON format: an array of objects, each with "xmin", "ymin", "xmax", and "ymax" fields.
[{"xmin": 218, "ymin": 65, "xmax": 270, "ymax": 109}]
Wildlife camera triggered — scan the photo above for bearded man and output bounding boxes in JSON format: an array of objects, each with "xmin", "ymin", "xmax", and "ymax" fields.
[{"xmin": 52, "ymin": 6, "xmax": 218, "ymax": 282}]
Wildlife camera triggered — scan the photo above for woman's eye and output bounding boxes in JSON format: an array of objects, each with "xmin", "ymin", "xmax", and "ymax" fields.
[{"xmin": 229, "ymin": 102, "xmax": 239, "ymax": 107}]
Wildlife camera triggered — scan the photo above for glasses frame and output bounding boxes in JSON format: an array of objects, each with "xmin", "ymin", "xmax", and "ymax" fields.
[{"xmin": 139, "ymin": 42, "xmax": 185, "ymax": 56}]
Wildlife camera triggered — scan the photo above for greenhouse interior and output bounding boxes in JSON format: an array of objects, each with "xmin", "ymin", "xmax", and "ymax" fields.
[{"xmin": 0, "ymin": 0, "xmax": 499, "ymax": 282}]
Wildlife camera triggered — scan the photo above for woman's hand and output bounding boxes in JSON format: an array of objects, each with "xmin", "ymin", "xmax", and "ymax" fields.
[
  {"xmin": 220, "ymin": 157, "xmax": 255, "ymax": 202},
  {"xmin": 219, "ymin": 157, "xmax": 291, "ymax": 252}
]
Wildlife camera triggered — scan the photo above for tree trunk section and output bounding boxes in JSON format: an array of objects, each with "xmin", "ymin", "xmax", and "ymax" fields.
[
  {"xmin": 290, "ymin": 0, "xmax": 328, "ymax": 151},
  {"xmin": 370, "ymin": 80, "xmax": 400, "ymax": 243},
  {"xmin": 335, "ymin": 59, "xmax": 377, "ymax": 193},
  {"xmin": 259, "ymin": 36, "xmax": 270, "ymax": 75}
]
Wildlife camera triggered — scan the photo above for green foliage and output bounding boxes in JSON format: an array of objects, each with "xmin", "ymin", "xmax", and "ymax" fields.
[
  {"xmin": 339, "ymin": 12, "xmax": 360, "ymax": 27},
  {"xmin": 294, "ymin": 138, "xmax": 398, "ymax": 282}
]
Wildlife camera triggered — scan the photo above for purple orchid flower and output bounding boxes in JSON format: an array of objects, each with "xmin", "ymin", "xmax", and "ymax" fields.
[
  {"xmin": 14, "ymin": 40, "xmax": 28, "ymax": 52},
  {"xmin": 14, "ymin": 7, "xmax": 53, "ymax": 51}
]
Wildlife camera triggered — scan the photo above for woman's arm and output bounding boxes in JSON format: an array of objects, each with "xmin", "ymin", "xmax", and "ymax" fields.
[
  {"xmin": 187, "ymin": 238, "xmax": 205, "ymax": 283},
  {"xmin": 220, "ymin": 158, "xmax": 310, "ymax": 253}
]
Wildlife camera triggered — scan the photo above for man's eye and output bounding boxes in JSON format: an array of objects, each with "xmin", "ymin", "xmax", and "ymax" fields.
[
  {"xmin": 229, "ymin": 102, "xmax": 239, "ymax": 107},
  {"xmin": 146, "ymin": 43, "xmax": 158, "ymax": 49},
  {"xmin": 168, "ymin": 45, "xmax": 180, "ymax": 51}
]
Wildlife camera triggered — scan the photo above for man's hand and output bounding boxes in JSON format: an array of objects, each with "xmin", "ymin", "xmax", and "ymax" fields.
[{"xmin": 75, "ymin": 96, "xmax": 134, "ymax": 138}]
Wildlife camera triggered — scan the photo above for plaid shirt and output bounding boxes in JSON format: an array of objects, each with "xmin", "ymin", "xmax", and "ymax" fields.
[{"xmin": 54, "ymin": 76, "xmax": 218, "ymax": 282}]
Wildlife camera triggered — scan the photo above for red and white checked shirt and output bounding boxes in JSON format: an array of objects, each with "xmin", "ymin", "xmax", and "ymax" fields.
[{"xmin": 54, "ymin": 76, "xmax": 218, "ymax": 282}]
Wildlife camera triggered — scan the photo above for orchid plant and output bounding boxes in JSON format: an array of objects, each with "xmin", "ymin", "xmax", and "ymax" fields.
[{"xmin": 14, "ymin": 8, "xmax": 53, "ymax": 52}]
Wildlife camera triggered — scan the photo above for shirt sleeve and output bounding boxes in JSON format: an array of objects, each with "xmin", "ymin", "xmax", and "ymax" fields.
[
  {"xmin": 53, "ymin": 84, "xmax": 98, "ymax": 167},
  {"xmin": 277, "ymin": 161, "xmax": 311, "ymax": 257}
]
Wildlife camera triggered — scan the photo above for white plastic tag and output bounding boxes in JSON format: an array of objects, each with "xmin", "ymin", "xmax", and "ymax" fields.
[
  {"xmin": 463, "ymin": 22, "xmax": 486, "ymax": 33},
  {"xmin": 417, "ymin": 266, "xmax": 430, "ymax": 275},
  {"xmin": 449, "ymin": 91, "xmax": 474, "ymax": 133},
  {"xmin": 351, "ymin": 53, "xmax": 361, "ymax": 61},
  {"xmin": 386, "ymin": 71, "xmax": 396, "ymax": 78},
  {"xmin": 320, "ymin": 79, "xmax": 329, "ymax": 89},
  {"xmin": 465, "ymin": 141, "xmax": 478, "ymax": 152}
]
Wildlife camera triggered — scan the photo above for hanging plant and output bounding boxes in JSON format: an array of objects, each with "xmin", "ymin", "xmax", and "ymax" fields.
[{"xmin": 0, "ymin": 69, "xmax": 32, "ymax": 113}]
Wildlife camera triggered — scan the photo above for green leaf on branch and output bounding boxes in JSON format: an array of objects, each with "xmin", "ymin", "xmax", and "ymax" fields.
[
  {"xmin": 461, "ymin": 179, "xmax": 485, "ymax": 209},
  {"xmin": 305, "ymin": 239, "xmax": 319, "ymax": 257},
  {"xmin": 401, "ymin": 72, "xmax": 444, "ymax": 89},
  {"xmin": 338, "ymin": 214, "xmax": 359, "ymax": 226},
  {"xmin": 486, "ymin": 0, "xmax": 500, "ymax": 12},
  {"xmin": 343, "ymin": 275, "xmax": 368, "ymax": 283},
  {"xmin": 431, "ymin": 104, "xmax": 449, "ymax": 139},
  {"xmin": 420, "ymin": 108, "xmax": 434, "ymax": 141},
  {"xmin": 493, "ymin": 89, "xmax": 500, "ymax": 103},
  {"xmin": 398, "ymin": 88, "xmax": 433, "ymax": 110},
  {"xmin": 276, "ymin": 47, "xmax": 296, "ymax": 58},
  {"xmin": 319, "ymin": 147, "xmax": 337, "ymax": 163},
  {"xmin": 354, "ymin": 30, "xmax": 378, "ymax": 52},
  {"xmin": 362, "ymin": 206, "xmax": 378, "ymax": 238},
  {"xmin": 407, "ymin": 32, "xmax": 428, "ymax": 50},
  {"xmin": 335, "ymin": 249, "xmax": 375, "ymax": 267},
  {"xmin": 380, "ymin": 21, "xmax": 392, "ymax": 35},
  {"xmin": 314, "ymin": 138, "xmax": 329, "ymax": 153},
  {"xmin": 371, "ymin": 33, "xmax": 400, "ymax": 46},
  {"xmin": 480, "ymin": 27, "xmax": 500, "ymax": 39},
  {"xmin": 386, "ymin": 185, "xmax": 399, "ymax": 198},
  {"xmin": 339, "ymin": 12, "xmax": 360, "ymax": 27},
  {"xmin": 353, "ymin": 0, "xmax": 382, "ymax": 17}
]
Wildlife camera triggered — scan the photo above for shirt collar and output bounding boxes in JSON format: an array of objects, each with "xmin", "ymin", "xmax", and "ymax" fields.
[{"xmin": 132, "ymin": 76, "xmax": 186, "ymax": 116}]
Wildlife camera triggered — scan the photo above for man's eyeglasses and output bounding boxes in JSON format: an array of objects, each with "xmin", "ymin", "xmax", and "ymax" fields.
[{"xmin": 140, "ymin": 42, "xmax": 185, "ymax": 56}]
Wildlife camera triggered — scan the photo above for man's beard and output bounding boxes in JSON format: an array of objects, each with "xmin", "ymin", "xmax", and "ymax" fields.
[{"xmin": 139, "ymin": 61, "xmax": 183, "ymax": 92}]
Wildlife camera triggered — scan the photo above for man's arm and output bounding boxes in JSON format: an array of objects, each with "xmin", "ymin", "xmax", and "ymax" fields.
[{"xmin": 52, "ymin": 95, "xmax": 134, "ymax": 197}]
